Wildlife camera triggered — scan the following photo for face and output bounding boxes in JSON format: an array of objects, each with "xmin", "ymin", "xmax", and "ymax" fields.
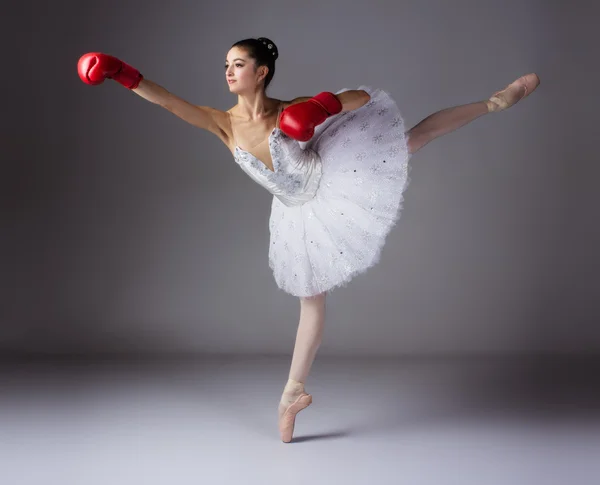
[{"xmin": 225, "ymin": 47, "xmax": 267, "ymax": 93}]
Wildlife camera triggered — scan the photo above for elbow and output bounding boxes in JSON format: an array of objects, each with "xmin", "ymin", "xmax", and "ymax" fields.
[{"xmin": 360, "ymin": 90, "xmax": 371, "ymax": 107}]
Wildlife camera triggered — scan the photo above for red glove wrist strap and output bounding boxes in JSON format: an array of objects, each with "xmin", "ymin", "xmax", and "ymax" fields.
[{"xmin": 112, "ymin": 62, "xmax": 143, "ymax": 89}]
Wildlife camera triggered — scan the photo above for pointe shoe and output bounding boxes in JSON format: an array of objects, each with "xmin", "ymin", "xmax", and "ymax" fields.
[
  {"xmin": 487, "ymin": 73, "xmax": 540, "ymax": 112},
  {"xmin": 278, "ymin": 393, "xmax": 313, "ymax": 443}
]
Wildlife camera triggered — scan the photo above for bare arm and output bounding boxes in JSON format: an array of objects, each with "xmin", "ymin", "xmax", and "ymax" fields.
[
  {"xmin": 336, "ymin": 89, "xmax": 371, "ymax": 112},
  {"xmin": 132, "ymin": 79, "xmax": 230, "ymax": 140},
  {"xmin": 286, "ymin": 90, "xmax": 370, "ymax": 112}
]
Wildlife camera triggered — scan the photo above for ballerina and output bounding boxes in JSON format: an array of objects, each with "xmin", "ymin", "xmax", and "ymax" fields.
[{"xmin": 77, "ymin": 37, "xmax": 540, "ymax": 443}]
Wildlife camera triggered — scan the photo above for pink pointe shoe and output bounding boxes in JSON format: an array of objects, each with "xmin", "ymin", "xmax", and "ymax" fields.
[
  {"xmin": 487, "ymin": 73, "xmax": 540, "ymax": 112},
  {"xmin": 278, "ymin": 393, "xmax": 313, "ymax": 443}
]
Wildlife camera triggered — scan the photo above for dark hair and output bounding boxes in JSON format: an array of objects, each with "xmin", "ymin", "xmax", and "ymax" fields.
[{"xmin": 231, "ymin": 37, "xmax": 279, "ymax": 90}]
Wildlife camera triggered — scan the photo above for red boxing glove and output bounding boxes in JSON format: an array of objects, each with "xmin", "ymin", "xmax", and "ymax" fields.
[
  {"xmin": 280, "ymin": 92, "xmax": 342, "ymax": 142},
  {"xmin": 77, "ymin": 52, "xmax": 143, "ymax": 89}
]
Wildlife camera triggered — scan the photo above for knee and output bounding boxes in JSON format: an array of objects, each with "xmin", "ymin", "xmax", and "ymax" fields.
[
  {"xmin": 301, "ymin": 291, "xmax": 326, "ymax": 304},
  {"xmin": 300, "ymin": 292, "xmax": 327, "ymax": 313},
  {"xmin": 301, "ymin": 290, "xmax": 326, "ymax": 300}
]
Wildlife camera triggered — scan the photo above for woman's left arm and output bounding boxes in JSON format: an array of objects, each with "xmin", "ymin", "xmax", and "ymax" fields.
[
  {"xmin": 286, "ymin": 90, "xmax": 370, "ymax": 112},
  {"xmin": 336, "ymin": 89, "xmax": 371, "ymax": 112}
]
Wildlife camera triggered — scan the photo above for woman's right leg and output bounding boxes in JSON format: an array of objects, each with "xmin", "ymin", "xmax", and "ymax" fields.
[
  {"xmin": 405, "ymin": 73, "xmax": 540, "ymax": 155},
  {"xmin": 406, "ymin": 101, "xmax": 490, "ymax": 154}
]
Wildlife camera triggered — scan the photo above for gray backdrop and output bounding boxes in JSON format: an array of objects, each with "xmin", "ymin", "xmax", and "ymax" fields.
[{"xmin": 3, "ymin": 0, "xmax": 599, "ymax": 356}]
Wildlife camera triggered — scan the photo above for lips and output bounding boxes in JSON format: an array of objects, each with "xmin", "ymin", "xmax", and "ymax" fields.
[{"xmin": 228, "ymin": 80, "xmax": 236, "ymax": 84}]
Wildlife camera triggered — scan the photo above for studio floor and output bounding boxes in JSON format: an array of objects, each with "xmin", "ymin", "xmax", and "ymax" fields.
[{"xmin": 1, "ymin": 355, "xmax": 598, "ymax": 485}]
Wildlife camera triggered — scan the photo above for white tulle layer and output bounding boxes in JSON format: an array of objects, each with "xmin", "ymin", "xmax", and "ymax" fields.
[{"xmin": 268, "ymin": 85, "xmax": 412, "ymax": 297}]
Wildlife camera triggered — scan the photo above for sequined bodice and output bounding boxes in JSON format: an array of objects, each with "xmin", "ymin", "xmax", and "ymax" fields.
[{"xmin": 233, "ymin": 123, "xmax": 323, "ymax": 207}]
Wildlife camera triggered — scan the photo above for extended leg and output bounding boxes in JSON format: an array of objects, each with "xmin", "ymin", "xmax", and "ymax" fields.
[
  {"xmin": 406, "ymin": 101, "xmax": 489, "ymax": 154},
  {"xmin": 405, "ymin": 73, "xmax": 540, "ymax": 154}
]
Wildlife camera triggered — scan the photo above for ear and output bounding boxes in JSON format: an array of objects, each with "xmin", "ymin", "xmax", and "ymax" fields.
[{"xmin": 258, "ymin": 65, "xmax": 269, "ymax": 82}]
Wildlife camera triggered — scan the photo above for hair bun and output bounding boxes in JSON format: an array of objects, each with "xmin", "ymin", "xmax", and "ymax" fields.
[{"xmin": 257, "ymin": 37, "xmax": 278, "ymax": 60}]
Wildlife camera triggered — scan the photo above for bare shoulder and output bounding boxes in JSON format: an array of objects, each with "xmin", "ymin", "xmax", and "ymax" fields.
[
  {"xmin": 282, "ymin": 97, "xmax": 312, "ymax": 109},
  {"xmin": 198, "ymin": 105, "xmax": 233, "ymax": 148}
]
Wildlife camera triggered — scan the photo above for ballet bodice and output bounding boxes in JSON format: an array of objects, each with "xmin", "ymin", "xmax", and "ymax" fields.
[{"xmin": 231, "ymin": 104, "xmax": 323, "ymax": 207}]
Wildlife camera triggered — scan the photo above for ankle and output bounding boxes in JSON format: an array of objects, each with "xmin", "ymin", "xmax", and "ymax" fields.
[
  {"xmin": 283, "ymin": 378, "xmax": 305, "ymax": 393},
  {"xmin": 485, "ymin": 99, "xmax": 499, "ymax": 113}
]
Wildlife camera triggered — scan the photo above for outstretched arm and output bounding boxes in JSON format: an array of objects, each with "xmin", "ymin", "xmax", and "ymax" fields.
[
  {"xmin": 133, "ymin": 79, "xmax": 229, "ymax": 138},
  {"xmin": 287, "ymin": 90, "xmax": 370, "ymax": 112},
  {"xmin": 78, "ymin": 52, "xmax": 229, "ymax": 140}
]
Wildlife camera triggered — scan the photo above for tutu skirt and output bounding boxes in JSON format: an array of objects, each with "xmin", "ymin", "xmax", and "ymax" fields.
[{"xmin": 268, "ymin": 85, "xmax": 412, "ymax": 297}]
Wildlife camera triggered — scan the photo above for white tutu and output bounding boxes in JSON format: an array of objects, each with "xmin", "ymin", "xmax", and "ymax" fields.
[{"xmin": 267, "ymin": 85, "xmax": 412, "ymax": 297}]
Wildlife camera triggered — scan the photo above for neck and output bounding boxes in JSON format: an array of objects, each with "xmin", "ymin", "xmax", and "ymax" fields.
[{"xmin": 235, "ymin": 90, "xmax": 276, "ymax": 120}]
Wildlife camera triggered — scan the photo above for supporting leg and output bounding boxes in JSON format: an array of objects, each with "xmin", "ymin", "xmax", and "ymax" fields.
[
  {"xmin": 287, "ymin": 292, "xmax": 326, "ymax": 384},
  {"xmin": 278, "ymin": 292, "xmax": 326, "ymax": 442}
]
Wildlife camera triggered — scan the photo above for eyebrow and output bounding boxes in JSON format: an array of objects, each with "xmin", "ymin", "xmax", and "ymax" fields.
[{"xmin": 225, "ymin": 58, "xmax": 246, "ymax": 63}]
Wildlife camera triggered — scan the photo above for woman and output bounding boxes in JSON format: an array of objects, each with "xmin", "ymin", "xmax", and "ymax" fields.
[{"xmin": 77, "ymin": 37, "xmax": 540, "ymax": 443}]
